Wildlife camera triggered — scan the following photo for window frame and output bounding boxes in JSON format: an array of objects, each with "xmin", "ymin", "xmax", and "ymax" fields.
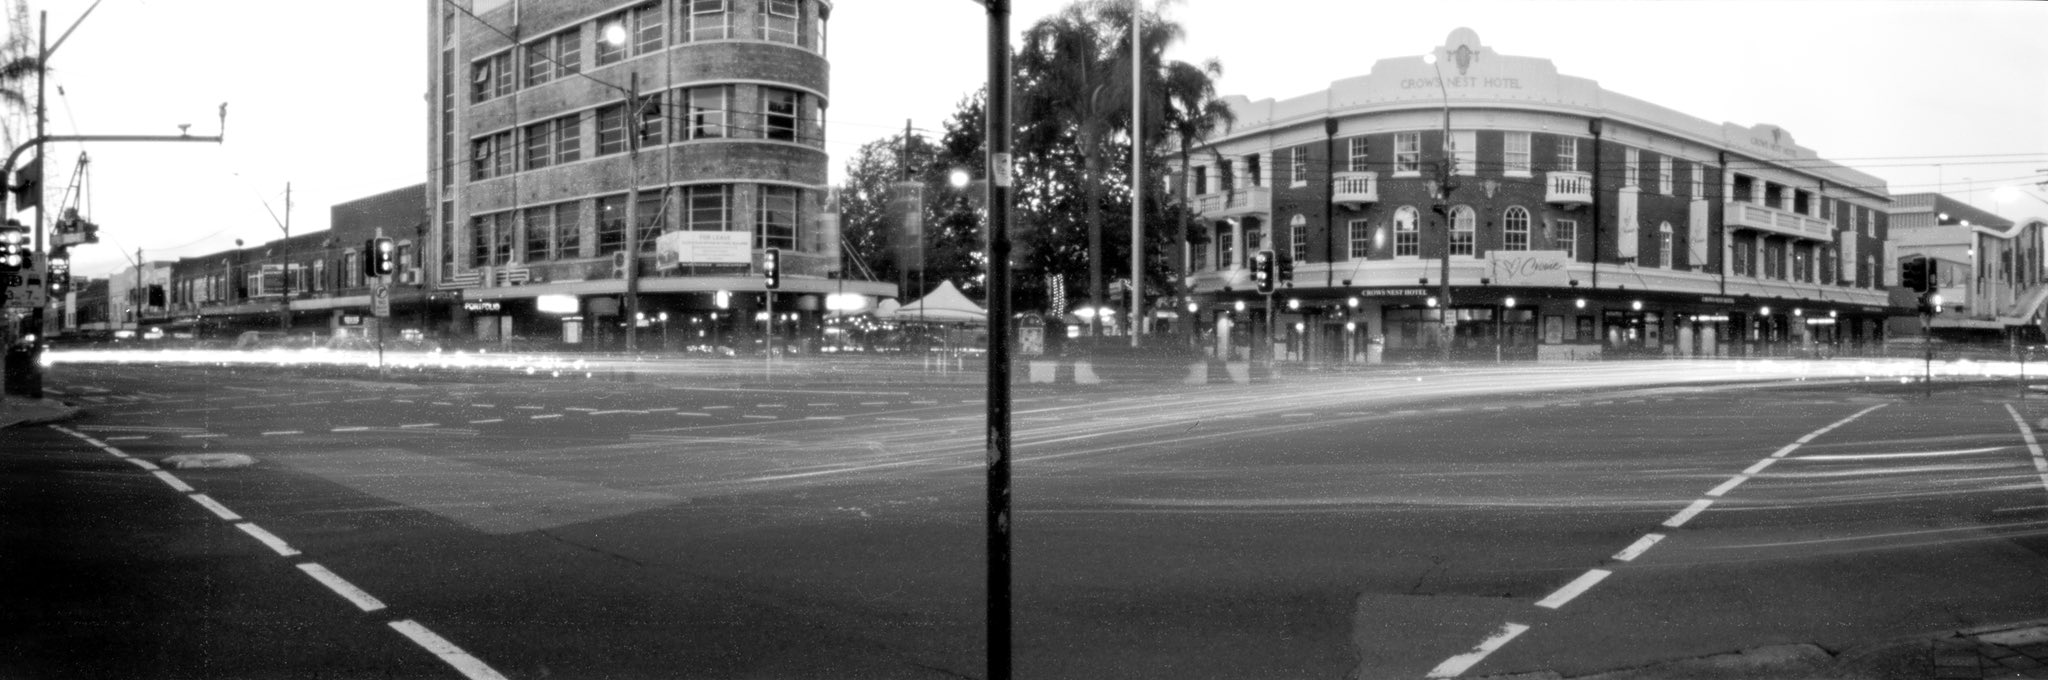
[
  {"xmin": 596, "ymin": 194, "xmax": 629, "ymax": 255},
  {"xmin": 1395, "ymin": 132, "xmax": 1421, "ymax": 175},
  {"xmin": 1348, "ymin": 137, "xmax": 1370, "ymax": 173},
  {"xmin": 1503, "ymin": 132, "xmax": 1531, "ymax": 176},
  {"xmin": 1393, "ymin": 206, "xmax": 1420, "ymax": 257},
  {"xmin": 1450, "ymin": 130, "xmax": 1476, "ymax": 177},
  {"xmin": 1556, "ymin": 136, "xmax": 1578, "ymax": 173},
  {"xmin": 524, "ymin": 206, "xmax": 553, "ymax": 262},
  {"xmin": 757, "ymin": 185, "xmax": 800, "ymax": 250},
  {"xmin": 685, "ymin": 0, "xmax": 730, "ymax": 42},
  {"xmin": 761, "ymin": 87, "xmax": 801, "ymax": 142},
  {"xmin": 1555, "ymin": 219, "xmax": 1578, "ymax": 260},
  {"xmin": 1658, "ymin": 221, "xmax": 1674, "ymax": 268},
  {"xmin": 686, "ymin": 184, "xmax": 732, "ymax": 231},
  {"xmin": 1450, "ymin": 205, "xmax": 1476, "ymax": 256},
  {"xmin": 596, "ymin": 104, "xmax": 628, "ymax": 156},
  {"xmin": 1659, "ymin": 156, "xmax": 1674, "ymax": 195},
  {"xmin": 682, "ymin": 85, "xmax": 730, "ymax": 139},
  {"xmin": 1289, "ymin": 215, "xmax": 1307, "ymax": 262},
  {"xmin": 758, "ymin": 0, "xmax": 799, "ymax": 44},
  {"xmin": 1623, "ymin": 147, "xmax": 1641, "ymax": 187},
  {"xmin": 554, "ymin": 202, "xmax": 581, "ymax": 259},
  {"xmin": 1348, "ymin": 218, "xmax": 1371, "ymax": 259},
  {"xmin": 1289, "ymin": 148, "xmax": 1306, "ymax": 188},
  {"xmin": 1503, "ymin": 206, "xmax": 1531, "ymax": 251}
]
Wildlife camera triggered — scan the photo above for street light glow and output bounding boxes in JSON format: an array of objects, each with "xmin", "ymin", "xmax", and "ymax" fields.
[
  {"xmin": 602, "ymin": 22, "xmax": 627, "ymax": 46},
  {"xmin": 950, "ymin": 168, "xmax": 972, "ymax": 189}
]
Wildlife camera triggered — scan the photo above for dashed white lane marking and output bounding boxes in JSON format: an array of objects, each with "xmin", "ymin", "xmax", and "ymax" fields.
[
  {"xmin": 741, "ymin": 415, "xmax": 777, "ymax": 420},
  {"xmin": 343, "ymin": 397, "xmax": 382, "ymax": 403},
  {"xmin": 151, "ymin": 470, "xmax": 195, "ymax": 493},
  {"xmin": 297, "ymin": 563, "xmax": 387, "ymax": 612},
  {"xmin": 181, "ymin": 433, "xmax": 226, "ymax": 439},
  {"xmin": 431, "ymin": 402, "xmax": 455, "ymax": 406},
  {"xmin": 860, "ymin": 401, "xmax": 889, "ymax": 406},
  {"xmin": 392, "ymin": 400, "xmax": 415, "ymax": 404},
  {"xmin": 388, "ymin": 620, "xmax": 510, "ymax": 680},
  {"xmin": 674, "ymin": 412, "xmax": 710, "ymax": 417},
  {"xmin": 588, "ymin": 410, "xmax": 642, "ymax": 415},
  {"xmin": 755, "ymin": 404, "xmax": 785, "ymax": 408},
  {"xmin": 1704, "ymin": 474, "xmax": 1750, "ymax": 497},
  {"xmin": 285, "ymin": 401, "xmax": 326, "ymax": 407},
  {"xmin": 514, "ymin": 405, "xmax": 545, "ymax": 410},
  {"xmin": 805, "ymin": 416, "xmax": 845, "ymax": 421},
  {"xmin": 472, "ymin": 403, "xmax": 495, "ymax": 408},
  {"xmin": 262, "ymin": 430, "xmax": 303, "ymax": 436},
  {"xmin": 531, "ymin": 414, "xmax": 563, "ymax": 420},
  {"xmin": 1662, "ymin": 499, "xmax": 1715, "ymax": 528},
  {"xmin": 1611, "ymin": 533, "xmax": 1665, "ymax": 562},
  {"xmin": 2002, "ymin": 405, "xmax": 2048, "ymax": 495},
  {"xmin": 1282, "ymin": 413, "xmax": 1313, "ymax": 418},
  {"xmin": 399, "ymin": 423, "xmax": 438, "ymax": 429},
  {"xmin": 105, "ymin": 435, "xmax": 147, "ymax": 441},
  {"xmin": 1426, "ymin": 622, "xmax": 1531, "ymax": 678},
  {"xmin": 1535, "ymin": 569, "xmax": 1613, "ymax": 609},
  {"xmin": 645, "ymin": 407, "xmax": 677, "ymax": 413},
  {"xmin": 704, "ymin": 405, "xmax": 731, "ymax": 410},
  {"xmin": 333, "ymin": 426, "xmax": 370, "ymax": 432},
  {"xmin": 469, "ymin": 418, "xmax": 503, "ymax": 424},
  {"xmin": 808, "ymin": 403, "xmax": 837, "ymax": 407},
  {"xmin": 124, "ymin": 457, "xmax": 160, "ymax": 471},
  {"xmin": 190, "ymin": 494, "xmax": 243, "ymax": 521},
  {"xmin": 235, "ymin": 523, "xmax": 301, "ymax": 557},
  {"xmin": 565, "ymin": 407, "xmax": 598, "ymax": 412}
]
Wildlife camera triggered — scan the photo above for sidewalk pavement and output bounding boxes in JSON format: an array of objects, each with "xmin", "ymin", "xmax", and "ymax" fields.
[
  {"xmin": 1475, "ymin": 620, "xmax": 2048, "ymax": 679},
  {"xmin": 0, "ymin": 394, "xmax": 80, "ymax": 429}
]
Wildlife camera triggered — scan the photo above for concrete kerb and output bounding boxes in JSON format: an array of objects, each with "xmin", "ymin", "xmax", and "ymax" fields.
[
  {"xmin": 0, "ymin": 397, "xmax": 81, "ymax": 429},
  {"xmin": 1024, "ymin": 359, "xmax": 1267, "ymax": 385},
  {"xmin": 1465, "ymin": 619, "xmax": 2048, "ymax": 680}
]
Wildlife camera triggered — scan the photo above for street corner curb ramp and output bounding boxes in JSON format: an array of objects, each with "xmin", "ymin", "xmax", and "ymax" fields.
[{"xmin": 1025, "ymin": 357, "xmax": 1268, "ymax": 386}]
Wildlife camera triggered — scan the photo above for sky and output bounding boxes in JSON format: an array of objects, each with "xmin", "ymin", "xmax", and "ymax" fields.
[{"xmin": 18, "ymin": 0, "xmax": 2047, "ymax": 279}]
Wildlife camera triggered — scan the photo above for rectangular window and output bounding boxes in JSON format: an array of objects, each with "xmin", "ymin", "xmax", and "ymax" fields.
[
  {"xmin": 1348, "ymin": 219, "xmax": 1371, "ymax": 258},
  {"xmin": 686, "ymin": 184, "xmax": 731, "ymax": 230},
  {"xmin": 1693, "ymin": 164, "xmax": 1706, "ymax": 200},
  {"xmin": 682, "ymin": 85, "xmax": 729, "ymax": 139},
  {"xmin": 596, "ymin": 12, "xmax": 629, "ymax": 66},
  {"xmin": 1348, "ymin": 137, "xmax": 1370, "ymax": 173},
  {"xmin": 762, "ymin": 88, "xmax": 800, "ymax": 141},
  {"xmin": 637, "ymin": 93, "xmax": 666, "ymax": 147},
  {"xmin": 1396, "ymin": 132, "xmax": 1421, "ymax": 174},
  {"xmin": 525, "ymin": 206, "xmax": 553, "ymax": 261},
  {"xmin": 471, "ymin": 51, "xmax": 514, "ymax": 103},
  {"xmin": 1289, "ymin": 149, "xmax": 1305, "ymax": 187},
  {"xmin": 1246, "ymin": 154, "xmax": 1262, "ymax": 187},
  {"xmin": 1290, "ymin": 221, "xmax": 1307, "ymax": 262},
  {"xmin": 1555, "ymin": 219, "xmax": 1578, "ymax": 260},
  {"xmin": 1659, "ymin": 157, "xmax": 1673, "ymax": 195},
  {"xmin": 686, "ymin": 0, "xmax": 729, "ymax": 41},
  {"xmin": 758, "ymin": 185, "xmax": 799, "ymax": 250},
  {"xmin": 525, "ymin": 119, "xmax": 554, "ymax": 170},
  {"xmin": 596, "ymin": 195, "xmax": 628, "ymax": 255},
  {"xmin": 1217, "ymin": 224, "xmax": 1234, "ymax": 266},
  {"xmin": 637, "ymin": 191, "xmax": 667, "ymax": 253},
  {"xmin": 596, "ymin": 104, "xmax": 628, "ymax": 156},
  {"xmin": 1659, "ymin": 224, "xmax": 1673, "ymax": 268},
  {"xmin": 1624, "ymin": 148, "xmax": 1640, "ymax": 187},
  {"xmin": 470, "ymin": 216, "xmax": 492, "ymax": 267},
  {"xmin": 554, "ymin": 202, "xmax": 581, "ymax": 258},
  {"xmin": 1451, "ymin": 130, "xmax": 1476, "ymax": 176},
  {"xmin": 311, "ymin": 260, "xmax": 326, "ymax": 292},
  {"xmin": 1394, "ymin": 209, "xmax": 1419, "ymax": 257},
  {"xmin": 1556, "ymin": 137, "xmax": 1577, "ymax": 173},
  {"xmin": 759, "ymin": 0, "xmax": 799, "ymax": 44},
  {"xmin": 524, "ymin": 29, "xmax": 581, "ymax": 87},
  {"xmin": 634, "ymin": 4, "xmax": 665, "ymax": 55},
  {"xmin": 472, "ymin": 132, "xmax": 512, "ymax": 181},
  {"xmin": 1450, "ymin": 207, "xmax": 1475, "ymax": 256},
  {"xmin": 494, "ymin": 214, "xmax": 515, "ymax": 264},
  {"xmin": 1503, "ymin": 132, "xmax": 1531, "ymax": 175}
]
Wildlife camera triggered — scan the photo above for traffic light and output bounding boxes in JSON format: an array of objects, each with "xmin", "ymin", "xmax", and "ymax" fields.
[
  {"xmin": 1277, "ymin": 254, "xmax": 1295, "ymax": 287},
  {"xmin": 1251, "ymin": 250, "xmax": 1275, "ymax": 294},
  {"xmin": 763, "ymin": 248, "xmax": 781, "ymax": 289},
  {"xmin": 365, "ymin": 237, "xmax": 396, "ymax": 277},
  {"xmin": 1900, "ymin": 258, "xmax": 1930, "ymax": 293},
  {"xmin": 46, "ymin": 246, "xmax": 68, "ymax": 294},
  {"xmin": 1919, "ymin": 291, "xmax": 1943, "ymax": 316},
  {"xmin": 0, "ymin": 220, "xmax": 24, "ymax": 269}
]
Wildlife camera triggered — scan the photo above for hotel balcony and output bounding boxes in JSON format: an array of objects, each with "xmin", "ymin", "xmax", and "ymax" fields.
[
  {"xmin": 1333, "ymin": 171, "xmax": 1379, "ymax": 209},
  {"xmin": 1724, "ymin": 200, "xmax": 1832, "ymax": 241},
  {"xmin": 1192, "ymin": 186, "xmax": 1271, "ymax": 219},
  {"xmin": 1546, "ymin": 171, "xmax": 1592, "ymax": 206}
]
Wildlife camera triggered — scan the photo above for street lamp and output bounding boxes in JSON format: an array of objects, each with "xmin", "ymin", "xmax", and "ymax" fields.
[{"xmin": 1423, "ymin": 50, "xmax": 1459, "ymax": 363}]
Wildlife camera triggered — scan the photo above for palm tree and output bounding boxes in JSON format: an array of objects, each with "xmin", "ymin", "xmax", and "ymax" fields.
[
  {"xmin": 0, "ymin": 0, "xmax": 42, "ymax": 155},
  {"xmin": 1159, "ymin": 57, "xmax": 1233, "ymax": 344}
]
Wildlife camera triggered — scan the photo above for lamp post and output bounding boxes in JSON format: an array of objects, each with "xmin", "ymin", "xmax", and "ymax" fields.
[
  {"xmin": 659, "ymin": 311, "xmax": 669, "ymax": 352},
  {"xmin": 1424, "ymin": 50, "xmax": 1458, "ymax": 363},
  {"xmin": 967, "ymin": 3, "xmax": 1015, "ymax": 679}
]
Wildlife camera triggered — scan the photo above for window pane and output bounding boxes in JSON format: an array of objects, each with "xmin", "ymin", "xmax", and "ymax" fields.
[
  {"xmin": 596, "ymin": 195, "xmax": 628, "ymax": 255},
  {"xmin": 556, "ymin": 113, "xmax": 581, "ymax": 163},
  {"xmin": 596, "ymin": 105, "xmax": 627, "ymax": 155},
  {"xmin": 525, "ymin": 121, "xmax": 552, "ymax": 170},
  {"xmin": 1396, "ymin": 133, "xmax": 1420, "ymax": 173},
  {"xmin": 1348, "ymin": 138, "xmax": 1370, "ymax": 173},
  {"xmin": 690, "ymin": 0, "xmax": 727, "ymax": 41},
  {"xmin": 637, "ymin": 191, "xmax": 667, "ymax": 253},
  {"xmin": 757, "ymin": 185, "xmax": 798, "ymax": 249},
  {"xmin": 635, "ymin": 4, "xmax": 665, "ymax": 54},
  {"xmin": 686, "ymin": 86, "xmax": 726, "ymax": 138},
  {"xmin": 1349, "ymin": 219, "xmax": 1370, "ymax": 258},
  {"xmin": 1395, "ymin": 206, "xmax": 1419, "ymax": 257},
  {"xmin": 763, "ymin": 89, "xmax": 799, "ymax": 141},
  {"xmin": 688, "ymin": 184, "xmax": 729, "ymax": 230},
  {"xmin": 1450, "ymin": 206, "xmax": 1475, "ymax": 255},
  {"xmin": 596, "ymin": 16, "xmax": 628, "ymax": 65},
  {"xmin": 525, "ymin": 207, "xmax": 552, "ymax": 261},
  {"xmin": 555, "ymin": 202, "xmax": 581, "ymax": 258}
]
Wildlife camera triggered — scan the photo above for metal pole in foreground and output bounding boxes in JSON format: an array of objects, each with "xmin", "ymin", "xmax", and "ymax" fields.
[{"xmin": 979, "ymin": 2, "xmax": 1013, "ymax": 678}]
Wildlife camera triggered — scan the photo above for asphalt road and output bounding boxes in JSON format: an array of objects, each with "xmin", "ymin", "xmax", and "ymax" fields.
[{"xmin": 6, "ymin": 360, "xmax": 2047, "ymax": 679}]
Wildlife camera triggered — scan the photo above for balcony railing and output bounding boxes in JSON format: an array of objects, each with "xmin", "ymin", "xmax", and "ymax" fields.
[
  {"xmin": 1724, "ymin": 200, "xmax": 1832, "ymax": 241},
  {"xmin": 1191, "ymin": 185, "xmax": 1271, "ymax": 218},
  {"xmin": 1546, "ymin": 171, "xmax": 1592, "ymax": 206},
  {"xmin": 1333, "ymin": 171, "xmax": 1379, "ymax": 208}
]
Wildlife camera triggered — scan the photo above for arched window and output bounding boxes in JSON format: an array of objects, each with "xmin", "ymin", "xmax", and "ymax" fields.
[
  {"xmin": 1658, "ymin": 221, "xmax": 1674, "ymax": 268},
  {"xmin": 1503, "ymin": 207, "xmax": 1531, "ymax": 251},
  {"xmin": 1394, "ymin": 206, "xmax": 1420, "ymax": 257},
  {"xmin": 1450, "ymin": 205, "xmax": 1476, "ymax": 256}
]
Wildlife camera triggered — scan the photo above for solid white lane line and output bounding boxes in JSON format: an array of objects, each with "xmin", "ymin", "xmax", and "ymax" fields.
[
  {"xmin": 1612, "ymin": 533, "xmax": 1665, "ymax": 562},
  {"xmin": 124, "ymin": 457, "xmax": 160, "ymax": 471},
  {"xmin": 297, "ymin": 563, "xmax": 387, "ymax": 612},
  {"xmin": 1426, "ymin": 622, "xmax": 1532, "ymax": 678},
  {"xmin": 262, "ymin": 430, "xmax": 303, "ymax": 436},
  {"xmin": 1662, "ymin": 499, "xmax": 1715, "ymax": 528},
  {"xmin": 531, "ymin": 414, "xmax": 562, "ymax": 420},
  {"xmin": 2002, "ymin": 404, "xmax": 2048, "ymax": 494},
  {"xmin": 1535, "ymin": 569, "xmax": 1613, "ymax": 609},
  {"xmin": 876, "ymin": 416, "xmax": 917, "ymax": 421},
  {"xmin": 468, "ymin": 419, "xmax": 503, "ymax": 424},
  {"xmin": 388, "ymin": 620, "xmax": 510, "ymax": 680},
  {"xmin": 235, "ymin": 523, "xmax": 301, "ymax": 557},
  {"xmin": 1795, "ymin": 447, "xmax": 2005, "ymax": 462},
  {"xmin": 645, "ymin": 407, "xmax": 677, "ymax": 413},
  {"xmin": 151, "ymin": 470, "xmax": 194, "ymax": 493},
  {"xmin": 1705, "ymin": 474, "xmax": 1750, "ymax": 497},
  {"xmin": 190, "ymin": 494, "xmax": 243, "ymax": 521}
]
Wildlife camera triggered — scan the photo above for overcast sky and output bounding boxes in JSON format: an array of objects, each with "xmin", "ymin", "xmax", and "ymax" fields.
[{"xmin": 22, "ymin": 0, "xmax": 2047, "ymax": 279}]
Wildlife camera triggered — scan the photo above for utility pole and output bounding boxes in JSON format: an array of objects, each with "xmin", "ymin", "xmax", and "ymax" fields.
[
  {"xmin": 1127, "ymin": 0, "xmax": 1142, "ymax": 347},
  {"xmin": 279, "ymin": 182, "xmax": 291, "ymax": 334},
  {"xmin": 976, "ymin": 4, "xmax": 1014, "ymax": 679}
]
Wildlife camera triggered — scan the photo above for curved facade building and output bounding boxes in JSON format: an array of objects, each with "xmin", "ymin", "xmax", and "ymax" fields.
[
  {"xmin": 1178, "ymin": 29, "xmax": 1898, "ymax": 362},
  {"xmin": 428, "ymin": 0, "xmax": 882, "ymax": 348}
]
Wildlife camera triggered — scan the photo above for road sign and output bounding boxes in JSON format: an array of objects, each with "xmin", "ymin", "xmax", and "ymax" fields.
[
  {"xmin": 371, "ymin": 280, "xmax": 391, "ymax": 318},
  {"xmin": 2, "ymin": 260, "xmax": 45, "ymax": 309}
]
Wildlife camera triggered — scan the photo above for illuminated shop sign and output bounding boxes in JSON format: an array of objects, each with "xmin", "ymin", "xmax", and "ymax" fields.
[{"xmin": 464, "ymin": 301, "xmax": 502, "ymax": 313}]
